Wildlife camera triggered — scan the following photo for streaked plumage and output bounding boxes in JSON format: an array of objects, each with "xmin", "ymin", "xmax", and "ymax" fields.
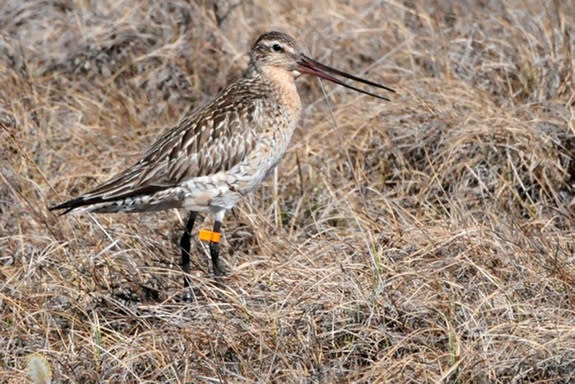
[{"xmin": 50, "ymin": 31, "xmax": 395, "ymax": 281}]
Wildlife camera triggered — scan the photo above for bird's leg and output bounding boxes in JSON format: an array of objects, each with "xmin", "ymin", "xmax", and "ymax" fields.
[
  {"xmin": 209, "ymin": 220, "xmax": 225, "ymax": 275},
  {"xmin": 180, "ymin": 211, "xmax": 198, "ymax": 288}
]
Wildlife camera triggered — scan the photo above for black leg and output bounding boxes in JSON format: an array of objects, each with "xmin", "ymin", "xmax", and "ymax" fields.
[
  {"xmin": 210, "ymin": 220, "xmax": 225, "ymax": 275},
  {"xmin": 180, "ymin": 211, "xmax": 198, "ymax": 288}
]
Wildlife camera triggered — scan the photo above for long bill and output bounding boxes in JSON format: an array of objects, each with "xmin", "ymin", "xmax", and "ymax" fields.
[{"xmin": 297, "ymin": 54, "xmax": 395, "ymax": 101}]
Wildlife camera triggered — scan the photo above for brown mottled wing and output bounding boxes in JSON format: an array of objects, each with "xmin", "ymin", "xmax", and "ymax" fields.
[{"xmin": 79, "ymin": 87, "xmax": 260, "ymax": 202}]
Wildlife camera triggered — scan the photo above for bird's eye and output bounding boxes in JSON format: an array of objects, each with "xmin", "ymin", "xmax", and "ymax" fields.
[{"xmin": 272, "ymin": 43, "xmax": 283, "ymax": 52}]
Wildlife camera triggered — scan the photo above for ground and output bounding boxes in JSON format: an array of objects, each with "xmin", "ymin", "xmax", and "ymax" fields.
[{"xmin": 1, "ymin": 0, "xmax": 574, "ymax": 383}]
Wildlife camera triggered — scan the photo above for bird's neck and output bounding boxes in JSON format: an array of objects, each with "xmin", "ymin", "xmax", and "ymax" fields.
[{"xmin": 260, "ymin": 66, "xmax": 302, "ymax": 118}]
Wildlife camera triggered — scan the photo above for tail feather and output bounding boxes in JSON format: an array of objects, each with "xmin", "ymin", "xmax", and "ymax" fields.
[
  {"xmin": 49, "ymin": 184, "xmax": 172, "ymax": 214},
  {"xmin": 48, "ymin": 196, "xmax": 101, "ymax": 214}
]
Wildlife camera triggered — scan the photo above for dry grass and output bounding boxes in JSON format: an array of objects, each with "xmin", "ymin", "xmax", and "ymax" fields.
[{"xmin": 1, "ymin": 0, "xmax": 574, "ymax": 383}]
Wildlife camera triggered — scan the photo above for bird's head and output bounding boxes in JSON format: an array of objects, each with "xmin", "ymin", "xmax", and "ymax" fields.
[{"xmin": 249, "ymin": 31, "xmax": 396, "ymax": 101}]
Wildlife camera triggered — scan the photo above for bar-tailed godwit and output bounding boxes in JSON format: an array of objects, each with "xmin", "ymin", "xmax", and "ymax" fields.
[{"xmin": 49, "ymin": 31, "xmax": 395, "ymax": 286}]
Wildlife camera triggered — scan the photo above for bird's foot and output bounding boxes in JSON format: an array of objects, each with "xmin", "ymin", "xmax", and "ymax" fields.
[
  {"xmin": 182, "ymin": 289, "xmax": 193, "ymax": 302},
  {"xmin": 213, "ymin": 260, "xmax": 227, "ymax": 276}
]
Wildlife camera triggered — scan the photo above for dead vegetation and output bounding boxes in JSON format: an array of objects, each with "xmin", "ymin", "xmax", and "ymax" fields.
[{"xmin": 1, "ymin": 0, "xmax": 574, "ymax": 383}]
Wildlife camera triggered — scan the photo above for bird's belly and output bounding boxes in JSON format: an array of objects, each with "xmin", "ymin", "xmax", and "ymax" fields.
[
  {"xmin": 180, "ymin": 174, "xmax": 241, "ymax": 211},
  {"xmin": 181, "ymin": 123, "xmax": 295, "ymax": 211},
  {"xmin": 180, "ymin": 167, "xmax": 271, "ymax": 212},
  {"xmin": 233, "ymin": 136, "xmax": 291, "ymax": 192}
]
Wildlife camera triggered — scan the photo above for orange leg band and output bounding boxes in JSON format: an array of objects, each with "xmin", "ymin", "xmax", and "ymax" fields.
[{"xmin": 198, "ymin": 229, "xmax": 221, "ymax": 243}]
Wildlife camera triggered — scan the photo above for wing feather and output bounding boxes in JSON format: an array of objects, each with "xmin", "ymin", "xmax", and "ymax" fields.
[{"xmin": 77, "ymin": 83, "xmax": 262, "ymax": 202}]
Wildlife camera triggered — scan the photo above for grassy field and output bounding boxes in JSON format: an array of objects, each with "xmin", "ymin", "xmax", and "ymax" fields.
[{"xmin": 1, "ymin": 0, "xmax": 574, "ymax": 382}]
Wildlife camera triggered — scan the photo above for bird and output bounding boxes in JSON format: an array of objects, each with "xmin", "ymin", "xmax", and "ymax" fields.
[{"xmin": 49, "ymin": 31, "xmax": 395, "ymax": 287}]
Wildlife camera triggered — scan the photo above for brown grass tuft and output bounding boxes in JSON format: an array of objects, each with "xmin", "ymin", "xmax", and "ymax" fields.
[{"xmin": 1, "ymin": 0, "xmax": 574, "ymax": 382}]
